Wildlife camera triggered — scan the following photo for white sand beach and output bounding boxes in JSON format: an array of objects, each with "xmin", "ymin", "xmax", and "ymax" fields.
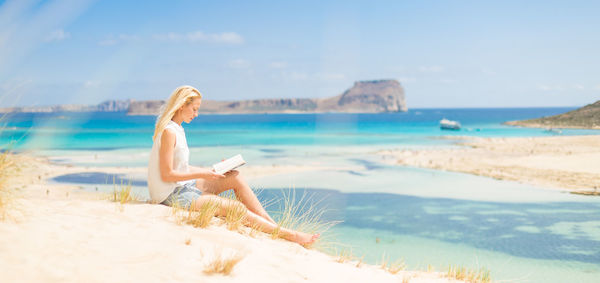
[
  {"xmin": 0, "ymin": 154, "xmax": 464, "ymax": 283},
  {"xmin": 378, "ymin": 135, "xmax": 600, "ymax": 191}
]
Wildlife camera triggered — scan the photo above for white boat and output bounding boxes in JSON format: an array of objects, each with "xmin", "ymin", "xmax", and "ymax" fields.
[
  {"xmin": 440, "ymin": 118, "xmax": 461, "ymax": 130},
  {"xmin": 544, "ymin": 128, "xmax": 562, "ymax": 135}
]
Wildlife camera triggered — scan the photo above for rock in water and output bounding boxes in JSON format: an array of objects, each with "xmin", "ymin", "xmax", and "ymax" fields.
[{"xmin": 335, "ymin": 80, "xmax": 407, "ymax": 112}]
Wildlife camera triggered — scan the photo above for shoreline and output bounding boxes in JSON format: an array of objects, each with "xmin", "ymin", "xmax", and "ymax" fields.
[
  {"xmin": 0, "ymin": 154, "xmax": 462, "ymax": 283},
  {"xmin": 504, "ymin": 121, "xmax": 600, "ymax": 130},
  {"xmin": 378, "ymin": 135, "xmax": 600, "ymax": 192}
]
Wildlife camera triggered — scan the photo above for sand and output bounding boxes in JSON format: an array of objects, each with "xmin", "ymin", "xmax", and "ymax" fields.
[
  {"xmin": 0, "ymin": 155, "xmax": 462, "ymax": 283},
  {"xmin": 378, "ymin": 135, "xmax": 600, "ymax": 192}
]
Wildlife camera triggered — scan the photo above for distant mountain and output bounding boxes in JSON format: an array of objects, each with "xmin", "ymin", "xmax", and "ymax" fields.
[
  {"xmin": 0, "ymin": 100, "xmax": 132, "ymax": 113},
  {"xmin": 0, "ymin": 80, "xmax": 407, "ymax": 115},
  {"xmin": 505, "ymin": 100, "xmax": 600, "ymax": 129},
  {"xmin": 128, "ymin": 79, "xmax": 407, "ymax": 115}
]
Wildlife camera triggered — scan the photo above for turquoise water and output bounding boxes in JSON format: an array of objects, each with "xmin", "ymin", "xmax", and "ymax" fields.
[
  {"xmin": 2, "ymin": 107, "xmax": 598, "ymax": 150},
  {"xmin": 4, "ymin": 108, "xmax": 600, "ymax": 282}
]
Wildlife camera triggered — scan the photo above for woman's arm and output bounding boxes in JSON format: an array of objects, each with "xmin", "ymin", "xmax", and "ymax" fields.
[
  {"xmin": 188, "ymin": 165, "xmax": 226, "ymax": 178},
  {"xmin": 159, "ymin": 129, "xmax": 224, "ymax": 183}
]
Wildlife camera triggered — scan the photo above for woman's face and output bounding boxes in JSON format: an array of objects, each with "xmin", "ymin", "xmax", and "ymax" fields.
[{"xmin": 179, "ymin": 97, "xmax": 201, "ymax": 123}]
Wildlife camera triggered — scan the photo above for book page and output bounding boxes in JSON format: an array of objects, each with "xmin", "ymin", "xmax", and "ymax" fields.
[{"xmin": 212, "ymin": 154, "xmax": 246, "ymax": 175}]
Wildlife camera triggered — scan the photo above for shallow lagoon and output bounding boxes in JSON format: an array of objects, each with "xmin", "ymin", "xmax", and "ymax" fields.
[{"xmin": 49, "ymin": 144, "xmax": 600, "ymax": 283}]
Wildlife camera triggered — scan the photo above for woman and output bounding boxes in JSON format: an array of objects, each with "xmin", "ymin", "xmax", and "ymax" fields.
[{"xmin": 148, "ymin": 85, "xmax": 319, "ymax": 245}]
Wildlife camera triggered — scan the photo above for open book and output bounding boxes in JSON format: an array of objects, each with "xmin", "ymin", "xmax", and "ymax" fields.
[{"xmin": 212, "ymin": 154, "xmax": 246, "ymax": 175}]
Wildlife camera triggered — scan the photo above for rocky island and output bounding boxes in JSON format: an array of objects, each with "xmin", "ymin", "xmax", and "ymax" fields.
[
  {"xmin": 0, "ymin": 80, "xmax": 407, "ymax": 115},
  {"xmin": 505, "ymin": 100, "xmax": 600, "ymax": 129}
]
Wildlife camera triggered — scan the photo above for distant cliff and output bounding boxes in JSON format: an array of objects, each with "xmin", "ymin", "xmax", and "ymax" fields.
[
  {"xmin": 319, "ymin": 80, "xmax": 407, "ymax": 112},
  {"xmin": 0, "ymin": 80, "xmax": 407, "ymax": 115},
  {"xmin": 505, "ymin": 100, "xmax": 600, "ymax": 129},
  {"xmin": 128, "ymin": 80, "xmax": 407, "ymax": 115}
]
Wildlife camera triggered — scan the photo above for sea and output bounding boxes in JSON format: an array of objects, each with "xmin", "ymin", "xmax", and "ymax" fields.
[{"xmin": 2, "ymin": 107, "xmax": 600, "ymax": 283}]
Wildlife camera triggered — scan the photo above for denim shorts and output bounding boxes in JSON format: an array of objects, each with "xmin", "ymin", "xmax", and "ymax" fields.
[{"xmin": 161, "ymin": 181, "xmax": 202, "ymax": 209}]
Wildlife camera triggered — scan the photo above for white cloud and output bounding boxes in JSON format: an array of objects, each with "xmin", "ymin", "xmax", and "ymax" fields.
[
  {"xmin": 594, "ymin": 85, "xmax": 600, "ymax": 91},
  {"xmin": 418, "ymin": 65, "xmax": 444, "ymax": 73},
  {"xmin": 45, "ymin": 29, "xmax": 70, "ymax": 42},
  {"xmin": 154, "ymin": 31, "xmax": 244, "ymax": 44},
  {"xmin": 101, "ymin": 31, "xmax": 241, "ymax": 46},
  {"xmin": 208, "ymin": 32, "xmax": 244, "ymax": 44},
  {"xmin": 228, "ymin": 59, "xmax": 251, "ymax": 69},
  {"xmin": 573, "ymin": 84, "xmax": 585, "ymax": 90},
  {"xmin": 269, "ymin": 61, "xmax": 287, "ymax": 69},
  {"xmin": 152, "ymin": 32, "xmax": 182, "ymax": 42}
]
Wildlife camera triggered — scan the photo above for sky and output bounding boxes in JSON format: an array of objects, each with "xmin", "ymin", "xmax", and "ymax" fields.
[{"xmin": 1, "ymin": 0, "xmax": 599, "ymax": 108}]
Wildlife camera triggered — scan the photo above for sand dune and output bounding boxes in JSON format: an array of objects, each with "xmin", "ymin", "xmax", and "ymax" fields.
[{"xmin": 0, "ymin": 155, "xmax": 462, "ymax": 283}]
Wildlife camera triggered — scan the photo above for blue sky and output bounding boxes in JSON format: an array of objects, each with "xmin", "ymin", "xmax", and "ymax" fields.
[{"xmin": 1, "ymin": 0, "xmax": 599, "ymax": 108}]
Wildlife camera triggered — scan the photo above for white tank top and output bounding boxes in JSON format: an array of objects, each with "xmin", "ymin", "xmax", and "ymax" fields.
[{"xmin": 147, "ymin": 120, "xmax": 193, "ymax": 203}]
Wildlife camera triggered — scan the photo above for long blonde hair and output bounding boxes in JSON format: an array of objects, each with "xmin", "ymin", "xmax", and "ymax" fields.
[{"xmin": 153, "ymin": 85, "xmax": 202, "ymax": 141}]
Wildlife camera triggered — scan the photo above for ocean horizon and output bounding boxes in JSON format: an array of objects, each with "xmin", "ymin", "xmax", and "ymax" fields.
[{"xmin": 2, "ymin": 107, "xmax": 598, "ymax": 151}]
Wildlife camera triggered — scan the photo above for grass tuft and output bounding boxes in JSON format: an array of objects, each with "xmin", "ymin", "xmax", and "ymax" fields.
[
  {"xmin": 224, "ymin": 200, "xmax": 247, "ymax": 231},
  {"xmin": 387, "ymin": 259, "xmax": 406, "ymax": 274},
  {"xmin": 355, "ymin": 255, "xmax": 364, "ymax": 268},
  {"xmin": 204, "ymin": 250, "xmax": 244, "ymax": 276},
  {"xmin": 247, "ymin": 222, "xmax": 262, "ymax": 238},
  {"xmin": 380, "ymin": 254, "xmax": 406, "ymax": 274},
  {"xmin": 0, "ymin": 150, "xmax": 25, "ymax": 221},
  {"xmin": 0, "ymin": 151, "xmax": 16, "ymax": 220},
  {"xmin": 110, "ymin": 177, "xmax": 139, "ymax": 204},
  {"xmin": 335, "ymin": 248, "xmax": 353, "ymax": 263},
  {"xmin": 185, "ymin": 199, "xmax": 220, "ymax": 228},
  {"xmin": 269, "ymin": 188, "xmax": 339, "ymax": 248},
  {"xmin": 446, "ymin": 265, "xmax": 491, "ymax": 283}
]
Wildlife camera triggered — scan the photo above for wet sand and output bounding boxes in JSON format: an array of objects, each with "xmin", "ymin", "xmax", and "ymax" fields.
[{"xmin": 378, "ymin": 135, "xmax": 600, "ymax": 192}]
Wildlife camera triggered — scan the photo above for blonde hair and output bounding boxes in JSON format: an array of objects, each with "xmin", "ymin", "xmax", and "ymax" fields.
[{"xmin": 153, "ymin": 85, "xmax": 202, "ymax": 141}]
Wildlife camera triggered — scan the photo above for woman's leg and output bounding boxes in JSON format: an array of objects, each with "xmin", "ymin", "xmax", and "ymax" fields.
[
  {"xmin": 192, "ymin": 195, "xmax": 319, "ymax": 245},
  {"xmin": 198, "ymin": 170, "xmax": 276, "ymax": 224}
]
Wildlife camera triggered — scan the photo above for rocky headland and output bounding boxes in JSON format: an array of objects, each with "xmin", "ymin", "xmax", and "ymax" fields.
[
  {"xmin": 128, "ymin": 79, "xmax": 406, "ymax": 115},
  {"xmin": 505, "ymin": 100, "xmax": 600, "ymax": 129},
  {"xmin": 0, "ymin": 80, "xmax": 407, "ymax": 115}
]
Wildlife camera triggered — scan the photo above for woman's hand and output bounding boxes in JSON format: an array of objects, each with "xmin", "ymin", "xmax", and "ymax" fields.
[
  {"xmin": 195, "ymin": 168, "xmax": 225, "ymax": 179},
  {"xmin": 206, "ymin": 169, "xmax": 226, "ymax": 179}
]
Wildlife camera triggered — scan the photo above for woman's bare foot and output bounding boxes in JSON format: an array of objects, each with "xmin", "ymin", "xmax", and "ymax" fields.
[{"xmin": 291, "ymin": 231, "xmax": 320, "ymax": 246}]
